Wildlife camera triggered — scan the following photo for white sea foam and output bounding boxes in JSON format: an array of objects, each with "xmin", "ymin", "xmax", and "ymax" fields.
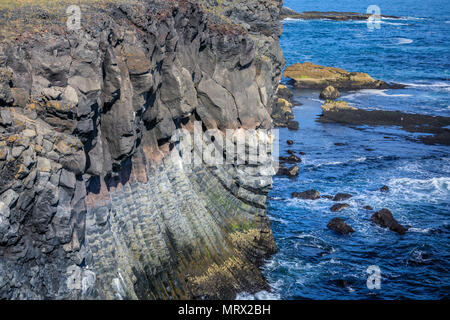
[
  {"xmin": 389, "ymin": 177, "xmax": 450, "ymax": 198},
  {"xmin": 400, "ymin": 81, "xmax": 450, "ymax": 89},
  {"xmin": 343, "ymin": 89, "xmax": 412, "ymax": 99},
  {"xmin": 408, "ymin": 227, "xmax": 433, "ymax": 234},
  {"xmin": 236, "ymin": 290, "xmax": 281, "ymax": 300},
  {"xmin": 396, "ymin": 37, "xmax": 414, "ymax": 44},
  {"xmin": 282, "ymin": 17, "xmax": 305, "ymax": 22}
]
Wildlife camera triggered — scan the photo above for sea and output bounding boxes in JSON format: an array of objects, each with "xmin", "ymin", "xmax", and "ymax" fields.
[{"xmin": 239, "ymin": 0, "xmax": 450, "ymax": 300}]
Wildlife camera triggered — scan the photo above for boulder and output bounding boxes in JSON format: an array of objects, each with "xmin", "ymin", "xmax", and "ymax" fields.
[
  {"xmin": 292, "ymin": 189, "xmax": 320, "ymax": 200},
  {"xmin": 272, "ymin": 97, "xmax": 294, "ymax": 127},
  {"xmin": 276, "ymin": 84, "xmax": 294, "ymax": 101},
  {"xmin": 363, "ymin": 205, "xmax": 374, "ymax": 211},
  {"xmin": 327, "ymin": 218, "xmax": 354, "ymax": 235},
  {"xmin": 287, "ymin": 120, "xmax": 299, "ymax": 130},
  {"xmin": 330, "ymin": 203, "xmax": 350, "ymax": 212},
  {"xmin": 320, "ymin": 86, "xmax": 340, "ymax": 100},
  {"xmin": 371, "ymin": 209, "xmax": 407, "ymax": 235},
  {"xmin": 333, "ymin": 193, "xmax": 352, "ymax": 201},
  {"xmin": 277, "ymin": 164, "xmax": 299, "ymax": 177},
  {"xmin": 287, "ymin": 150, "xmax": 296, "ymax": 155},
  {"xmin": 287, "ymin": 140, "xmax": 294, "ymax": 145},
  {"xmin": 380, "ymin": 185, "xmax": 390, "ymax": 192}
]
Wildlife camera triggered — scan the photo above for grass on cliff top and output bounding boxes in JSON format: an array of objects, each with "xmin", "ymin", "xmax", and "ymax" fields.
[
  {"xmin": 0, "ymin": 0, "xmax": 124, "ymax": 41},
  {"xmin": 0, "ymin": 0, "xmax": 116, "ymax": 10}
]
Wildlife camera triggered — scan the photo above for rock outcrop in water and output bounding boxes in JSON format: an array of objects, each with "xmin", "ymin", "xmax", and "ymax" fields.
[
  {"xmin": 0, "ymin": 0, "xmax": 285, "ymax": 299},
  {"xmin": 284, "ymin": 62, "xmax": 404, "ymax": 90},
  {"xmin": 271, "ymin": 84, "xmax": 296, "ymax": 127},
  {"xmin": 318, "ymin": 101, "xmax": 450, "ymax": 146},
  {"xmin": 327, "ymin": 218, "xmax": 354, "ymax": 235},
  {"xmin": 280, "ymin": 8, "xmax": 400, "ymax": 21},
  {"xmin": 371, "ymin": 209, "xmax": 407, "ymax": 235},
  {"xmin": 319, "ymin": 86, "xmax": 340, "ymax": 100}
]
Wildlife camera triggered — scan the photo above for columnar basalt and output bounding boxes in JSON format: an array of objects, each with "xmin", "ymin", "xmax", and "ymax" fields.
[{"xmin": 0, "ymin": 0, "xmax": 284, "ymax": 299}]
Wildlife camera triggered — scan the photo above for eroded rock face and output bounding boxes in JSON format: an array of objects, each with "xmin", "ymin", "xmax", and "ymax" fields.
[{"xmin": 0, "ymin": 0, "xmax": 284, "ymax": 299}]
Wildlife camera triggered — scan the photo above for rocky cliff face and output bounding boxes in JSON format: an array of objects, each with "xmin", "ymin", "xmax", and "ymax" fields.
[{"xmin": 0, "ymin": 0, "xmax": 284, "ymax": 299}]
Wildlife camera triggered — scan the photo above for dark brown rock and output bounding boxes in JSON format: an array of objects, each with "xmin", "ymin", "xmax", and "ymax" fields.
[
  {"xmin": 279, "ymin": 154, "xmax": 302, "ymax": 163},
  {"xmin": 330, "ymin": 203, "xmax": 350, "ymax": 212},
  {"xmin": 333, "ymin": 193, "xmax": 352, "ymax": 201},
  {"xmin": 287, "ymin": 140, "xmax": 294, "ymax": 145},
  {"xmin": 277, "ymin": 164, "xmax": 299, "ymax": 177},
  {"xmin": 371, "ymin": 209, "xmax": 408, "ymax": 235},
  {"xmin": 318, "ymin": 105, "xmax": 450, "ymax": 146},
  {"xmin": 287, "ymin": 120, "xmax": 299, "ymax": 130},
  {"xmin": 380, "ymin": 185, "xmax": 390, "ymax": 192},
  {"xmin": 327, "ymin": 218, "xmax": 354, "ymax": 235},
  {"xmin": 292, "ymin": 189, "xmax": 321, "ymax": 200}
]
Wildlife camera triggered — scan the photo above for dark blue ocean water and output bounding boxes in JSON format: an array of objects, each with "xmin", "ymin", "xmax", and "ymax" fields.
[{"xmin": 240, "ymin": 0, "xmax": 450, "ymax": 300}]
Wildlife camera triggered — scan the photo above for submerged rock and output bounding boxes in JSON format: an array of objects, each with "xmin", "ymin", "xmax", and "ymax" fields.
[
  {"xmin": 363, "ymin": 205, "xmax": 374, "ymax": 211},
  {"xmin": 333, "ymin": 193, "xmax": 353, "ymax": 201},
  {"xmin": 327, "ymin": 218, "xmax": 355, "ymax": 235},
  {"xmin": 292, "ymin": 189, "xmax": 321, "ymax": 200},
  {"xmin": 287, "ymin": 140, "xmax": 294, "ymax": 145},
  {"xmin": 284, "ymin": 62, "xmax": 404, "ymax": 90},
  {"xmin": 330, "ymin": 203, "xmax": 350, "ymax": 212},
  {"xmin": 320, "ymin": 86, "xmax": 341, "ymax": 100},
  {"xmin": 371, "ymin": 209, "xmax": 408, "ymax": 235},
  {"xmin": 287, "ymin": 120, "xmax": 299, "ymax": 130}
]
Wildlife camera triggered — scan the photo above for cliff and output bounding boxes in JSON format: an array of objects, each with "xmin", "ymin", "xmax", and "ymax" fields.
[{"xmin": 0, "ymin": 0, "xmax": 285, "ymax": 299}]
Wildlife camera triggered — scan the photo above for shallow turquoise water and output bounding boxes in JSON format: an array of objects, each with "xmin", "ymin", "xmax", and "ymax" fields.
[{"xmin": 240, "ymin": 0, "xmax": 450, "ymax": 300}]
